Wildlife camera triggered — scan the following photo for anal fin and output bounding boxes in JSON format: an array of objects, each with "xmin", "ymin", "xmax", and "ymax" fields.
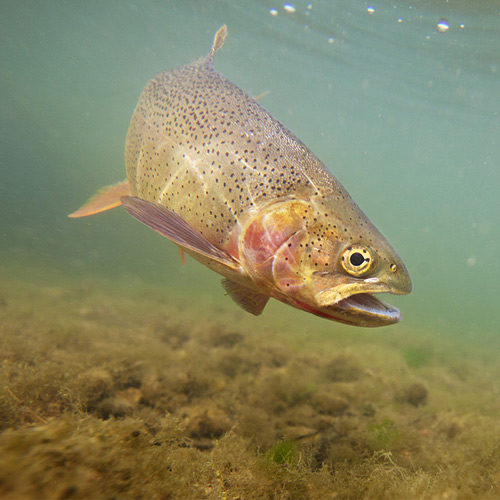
[
  {"xmin": 222, "ymin": 278, "xmax": 270, "ymax": 316},
  {"xmin": 69, "ymin": 180, "xmax": 129, "ymax": 218},
  {"xmin": 121, "ymin": 196, "xmax": 239, "ymax": 270}
]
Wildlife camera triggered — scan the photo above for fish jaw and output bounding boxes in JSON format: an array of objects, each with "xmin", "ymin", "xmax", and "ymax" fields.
[
  {"xmin": 293, "ymin": 293, "xmax": 402, "ymax": 327},
  {"xmin": 313, "ymin": 272, "xmax": 410, "ymax": 307},
  {"xmin": 306, "ymin": 274, "xmax": 405, "ymax": 326},
  {"xmin": 276, "ymin": 262, "xmax": 407, "ymax": 327},
  {"xmin": 334, "ymin": 292, "xmax": 402, "ymax": 326}
]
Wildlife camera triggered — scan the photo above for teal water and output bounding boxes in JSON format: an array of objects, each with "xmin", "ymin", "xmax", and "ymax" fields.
[{"xmin": 1, "ymin": 0, "xmax": 499, "ymax": 339}]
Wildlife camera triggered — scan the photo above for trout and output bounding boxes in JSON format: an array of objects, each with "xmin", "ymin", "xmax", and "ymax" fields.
[{"xmin": 70, "ymin": 26, "xmax": 411, "ymax": 327}]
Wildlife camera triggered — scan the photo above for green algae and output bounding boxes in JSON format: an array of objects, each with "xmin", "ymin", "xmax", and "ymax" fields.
[
  {"xmin": 367, "ymin": 419, "xmax": 402, "ymax": 452},
  {"xmin": 266, "ymin": 439, "xmax": 298, "ymax": 465},
  {"xmin": 2, "ymin": 264, "xmax": 500, "ymax": 499}
]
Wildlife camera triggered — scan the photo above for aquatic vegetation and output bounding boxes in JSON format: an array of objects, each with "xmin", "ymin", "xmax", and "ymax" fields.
[
  {"xmin": 2, "ymin": 267, "xmax": 500, "ymax": 498},
  {"xmin": 367, "ymin": 419, "xmax": 402, "ymax": 451},
  {"xmin": 266, "ymin": 439, "xmax": 297, "ymax": 465}
]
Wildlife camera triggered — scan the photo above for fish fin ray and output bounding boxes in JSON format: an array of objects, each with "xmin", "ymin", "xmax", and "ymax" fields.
[
  {"xmin": 69, "ymin": 180, "xmax": 129, "ymax": 218},
  {"xmin": 221, "ymin": 278, "xmax": 269, "ymax": 316},
  {"xmin": 121, "ymin": 196, "xmax": 238, "ymax": 269}
]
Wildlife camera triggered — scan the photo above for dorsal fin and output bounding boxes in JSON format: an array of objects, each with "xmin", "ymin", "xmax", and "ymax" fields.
[{"xmin": 209, "ymin": 25, "xmax": 227, "ymax": 62}]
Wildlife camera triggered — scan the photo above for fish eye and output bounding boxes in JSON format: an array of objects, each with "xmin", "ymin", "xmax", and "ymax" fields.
[
  {"xmin": 350, "ymin": 252, "xmax": 365, "ymax": 266},
  {"xmin": 340, "ymin": 245, "xmax": 374, "ymax": 276}
]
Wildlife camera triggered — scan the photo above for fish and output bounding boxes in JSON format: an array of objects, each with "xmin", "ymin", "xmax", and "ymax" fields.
[{"xmin": 69, "ymin": 26, "xmax": 411, "ymax": 327}]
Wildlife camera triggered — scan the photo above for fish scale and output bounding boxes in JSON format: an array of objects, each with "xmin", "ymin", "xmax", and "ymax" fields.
[
  {"xmin": 70, "ymin": 26, "xmax": 411, "ymax": 327},
  {"xmin": 126, "ymin": 44, "xmax": 357, "ymax": 246}
]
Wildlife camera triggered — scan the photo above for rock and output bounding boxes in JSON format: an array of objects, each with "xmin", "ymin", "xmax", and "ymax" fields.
[
  {"xmin": 403, "ymin": 383, "xmax": 428, "ymax": 407},
  {"xmin": 181, "ymin": 401, "xmax": 232, "ymax": 439},
  {"xmin": 282, "ymin": 425, "xmax": 317, "ymax": 441},
  {"xmin": 323, "ymin": 355, "xmax": 360, "ymax": 382},
  {"xmin": 313, "ymin": 393, "xmax": 349, "ymax": 416}
]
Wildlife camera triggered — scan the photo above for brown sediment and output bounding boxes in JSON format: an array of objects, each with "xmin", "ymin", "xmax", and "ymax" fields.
[{"xmin": 1, "ymin": 263, "xmax": 500, "ymax": 499}]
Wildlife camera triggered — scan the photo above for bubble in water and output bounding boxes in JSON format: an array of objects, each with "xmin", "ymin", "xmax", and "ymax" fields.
[
  {"xmin": 328, "ymin": 36, "xmax": 334, "ymax": 44},
  {"xmin": 397, "ymin": 17, "xmax": 403, "ymax": 23},
  {"xmin": 436, "ymin": 18, "xmax": 450, "ymax": 33},
  {"xmin": 283, "ymin": 3, "xmax": 296, "ymax": 13},
  {"xmin": 466, "ymin": 256, "xmax": 477, "ymax": 267},
  {"xmin": 367, "ymin": 6, "xmax": 375, "ymax": 15},
  {"xmin": 460, "ymin": 23, "xmax": 465, "ymax": 29},
  {"xmin": 269, "ymin": 8, "xmax": 278, "ymax": 16},
  {"xmin": 307, "ymin": 2, "xmax": 312, "ymax": 9}
]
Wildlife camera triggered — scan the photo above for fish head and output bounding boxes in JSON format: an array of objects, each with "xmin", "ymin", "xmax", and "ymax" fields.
[
  {"xmin": 282, "ymin": 198, "xmax": 412, "ymax": 326},
  {"xmin": 240, "ymin": 197, "xmax": 411, "ymax": 327},
  {"xmin": 304, "ymin": 243, "xmax": 411, "ymax": 327}
]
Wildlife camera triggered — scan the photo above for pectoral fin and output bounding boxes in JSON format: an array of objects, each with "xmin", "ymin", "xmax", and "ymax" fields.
[
  {"xmin": 221, "ymin": 278, "xmax": 270, "ymax": 316},
  {"xmin": 69, "ymin": 180, "xmax": 130, "ymax": 218},
  {"xmin": 121, "ymin": 196, "xmax": 239, "ymax": 270}
]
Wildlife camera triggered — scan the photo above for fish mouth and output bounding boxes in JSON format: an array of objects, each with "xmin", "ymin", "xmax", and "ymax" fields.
[
  {"xmin": 294, "ymin": 290, "xmax": 401, "ymax": 327},
  {"xmin": 310, "ymin": 275, "xmax": 409, "ymax": 327},
  {"xmin": 333, "ymin": 292, "xmax": 401, "ymax": 327}
]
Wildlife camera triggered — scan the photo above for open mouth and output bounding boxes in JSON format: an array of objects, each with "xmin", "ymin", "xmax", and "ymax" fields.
[
  {"xmin": 335, "ymin": 292, "xmax": 401, "ymax": 326},
  {"xmin": 294, "ymin": 291, "xmax": 401, "ymax": 327}
]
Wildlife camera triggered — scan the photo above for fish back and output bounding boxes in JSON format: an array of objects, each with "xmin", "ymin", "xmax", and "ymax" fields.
[{"xmin": 125, "ymin": 45, "xmax": 351, "ymax": 246}]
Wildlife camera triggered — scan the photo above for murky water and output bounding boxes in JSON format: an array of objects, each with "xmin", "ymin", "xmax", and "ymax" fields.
[{"xmin": 1, "ymin": 1, "xmax": 499, "ymax": 498}]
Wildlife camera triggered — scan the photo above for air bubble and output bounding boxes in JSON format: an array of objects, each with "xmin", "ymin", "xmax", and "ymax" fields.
[
  {"xmin": 436, "ymin": 18, "xmax": 449, "ymax": 33},
  {"xmin": 269, "ymin": 8, "xmax": 278, "ymax": 16},
  {"xmin": 367, "ymin": 6, "xmax": 375, "ymax": 14},
  {"xmin": 328, "ymin": 36, "xmax": 334, "ymax": 44},
  {"xmin": 283, "ymin": 3, "xmax": 296, "ymax": 13},
  {"xmin": 466, "ymin": 256, "xmax": 477, "ymax": 267}
]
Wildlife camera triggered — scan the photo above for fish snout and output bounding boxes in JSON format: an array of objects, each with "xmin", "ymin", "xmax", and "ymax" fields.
[{"xmin": 385, "ymin": 260, "xmax": 412, "ymax": 295}]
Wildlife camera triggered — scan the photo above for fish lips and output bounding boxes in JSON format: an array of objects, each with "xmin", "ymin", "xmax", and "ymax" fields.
[{"xmin": 312, "ymin": 276, "xmax": 407, "ymax": 327}]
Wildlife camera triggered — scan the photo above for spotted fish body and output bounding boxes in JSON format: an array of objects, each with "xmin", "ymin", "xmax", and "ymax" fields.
[{"xmin": 71, "ymin": 26, "xmax": 411, "ymax": 327}]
